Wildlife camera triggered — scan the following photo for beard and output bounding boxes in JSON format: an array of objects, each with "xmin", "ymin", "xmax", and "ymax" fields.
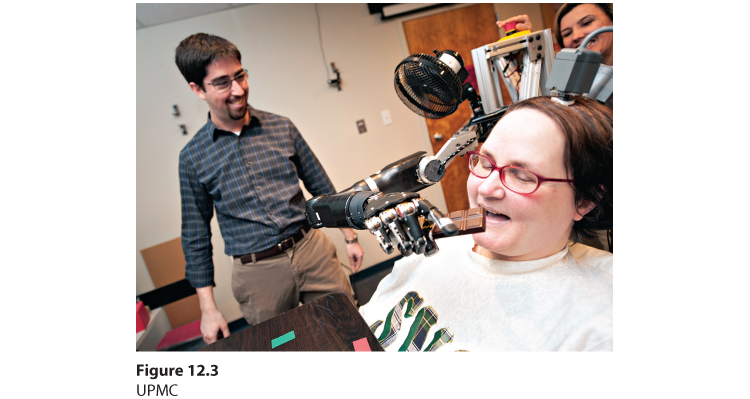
[{"xmin": 228, "ymin": 102, "xmax": 248, "ymax": 120}]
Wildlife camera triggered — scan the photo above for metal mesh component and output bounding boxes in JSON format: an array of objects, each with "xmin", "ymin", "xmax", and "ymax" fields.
[{"xmin": 394, "ymin": 53, "xmax": 464, "ymax": 119}]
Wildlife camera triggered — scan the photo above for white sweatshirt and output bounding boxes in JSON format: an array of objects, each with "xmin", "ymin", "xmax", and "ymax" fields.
[{"xmin": 359, "ymin": 235, "xmax": 613, "ymax": 351}]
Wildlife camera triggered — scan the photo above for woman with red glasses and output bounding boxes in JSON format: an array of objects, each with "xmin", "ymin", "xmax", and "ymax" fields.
[
  {"xmin": 467, "ymin": 97, "xmax": 612, "ymax": 262},
  {"xmin": 359, "ymin": 96, "xmax": 612, "ymax": 351}
]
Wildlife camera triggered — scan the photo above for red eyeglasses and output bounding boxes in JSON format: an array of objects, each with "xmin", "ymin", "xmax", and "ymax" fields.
[{"xmin": 467, "ymin": 151, "xmax": 575, "ymax": 195}]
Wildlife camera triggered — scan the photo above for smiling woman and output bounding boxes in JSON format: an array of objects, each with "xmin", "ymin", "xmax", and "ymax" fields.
[
  {"xmin": 555, "ymin": 3, "xmax": 614, "ymax": 65},
  {"xmin": 497, "ymin": 4, "xmax": 614, "ymax": 66},
  {"xmin": 359, "ymin": 96, "xmax": 613, "ymax": 351}
]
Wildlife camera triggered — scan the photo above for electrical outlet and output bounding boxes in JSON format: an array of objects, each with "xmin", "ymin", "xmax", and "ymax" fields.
[
  {"xmin": 381, "ymin": 110, "xmax": 392, "ymax": 126},
  {"xmin": 356, "ymin": 119, "xmax": 367, "ymax": 134}
]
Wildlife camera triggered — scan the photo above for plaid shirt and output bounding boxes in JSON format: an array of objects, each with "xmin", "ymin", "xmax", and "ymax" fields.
[{"xmin": 179, "ymin": 107, "xmax": 336, "ymax": 288}]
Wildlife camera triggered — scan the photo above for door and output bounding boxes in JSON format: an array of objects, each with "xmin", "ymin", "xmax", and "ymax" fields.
[{"xmin": 403, "ymin": 4, "xmax": 510, "ymax": 212}]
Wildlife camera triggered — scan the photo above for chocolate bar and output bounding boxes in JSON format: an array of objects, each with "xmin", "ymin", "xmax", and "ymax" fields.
[{"xmin": 432, "ymin": 207, "xmax": 486, "ymax": 239}]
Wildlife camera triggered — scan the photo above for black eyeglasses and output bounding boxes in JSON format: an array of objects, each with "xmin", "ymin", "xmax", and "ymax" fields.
[
  {"xmin": 467, "ymin": 151, "xmax": 575, "ymax": 195},
  {"xmin": 207, "ymin": 69, "xmax": 248, "ymax": 92}
]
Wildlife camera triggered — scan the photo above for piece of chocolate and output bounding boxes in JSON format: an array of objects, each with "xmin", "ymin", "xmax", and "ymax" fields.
[{"xmin": 432, "ymin": 207, "xmax": 486, "ymax": 239}]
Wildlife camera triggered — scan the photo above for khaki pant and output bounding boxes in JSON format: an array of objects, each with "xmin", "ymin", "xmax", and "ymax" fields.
[{"xmin": 231, "ymin": 228, "xmax": 353, "ymax": 325}]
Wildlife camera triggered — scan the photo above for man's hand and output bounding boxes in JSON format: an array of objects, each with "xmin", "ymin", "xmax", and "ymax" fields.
[
  {"xmin": 340, "ymin": 228, "xmax": 364, "ymax": 272},
  {"xmin": 199, "ymin": 307, "xmax": 229, "ymax": 344},
  {"xmin": 346, "ymin": 242, "xmax": 364, "ymax": 272},
  {"xmin": 496, "ymin": 14, "xmax": 533, "ymax": 32},
  {"xmin": 195, "ymin": 286, "xmax": 230, "ymax": 344}
]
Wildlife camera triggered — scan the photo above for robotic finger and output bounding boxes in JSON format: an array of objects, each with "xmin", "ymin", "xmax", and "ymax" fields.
[
  {"xmin": 414, "ymin": 198, "xmax": 458, "ymax": 237},
  {"xmin": 379, "ymin": 208, "xmax": 413, "ymax": 257},
  {"xmin": 396, "ymin": 202, "xmax": 426, "ymax": 255},
  {"xmin": 365, "ymin": 216, "xmax": 394, "ymax": 255}
]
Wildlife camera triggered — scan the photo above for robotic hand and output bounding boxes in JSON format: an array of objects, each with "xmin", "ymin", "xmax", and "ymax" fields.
[
  {"xmin": 362, "ymin": 192, "xmax": 458, "ymax": 257},
  {"xmin": 306, "ymin": 191, "xmax": 458, "ymax": 257}
]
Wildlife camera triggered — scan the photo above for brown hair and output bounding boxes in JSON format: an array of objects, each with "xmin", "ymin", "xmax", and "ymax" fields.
[
  {"xmin": 175, "ymin": 33, "xmax": 242, "ymax": 90},
  {"xmin": 553, "ymin": 3, "xmax": 614, "ymax": 48},
  {"xmin": 505, "ymin": 96, "xmax": 613, "ymax": 241}
]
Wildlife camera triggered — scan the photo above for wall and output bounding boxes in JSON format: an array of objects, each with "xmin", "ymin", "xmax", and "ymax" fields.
[{"xmin": 136, "ymin": 3, "xmax": 543, "ymax": 324}]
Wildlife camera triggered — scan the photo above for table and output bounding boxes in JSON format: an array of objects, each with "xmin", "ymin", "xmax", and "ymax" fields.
[{"xmin": 200, "ymin": 292, "xmax": 383, "ymax": 351}]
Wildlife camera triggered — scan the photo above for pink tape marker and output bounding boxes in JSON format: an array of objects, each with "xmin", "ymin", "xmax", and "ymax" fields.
[{"xmin": 353, "ymin": 337, "xmax": 371, "ymax": 352}]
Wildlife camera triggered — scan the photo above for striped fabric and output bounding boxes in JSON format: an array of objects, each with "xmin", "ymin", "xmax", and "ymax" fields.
[
  {"xmin": 398, "ymin": 306, "xmax": 438, "ymax": 352},
  {"xmin": 179, "ymin": 107, "xmax": 336, "ymax": 288},
  {"xmin": 374, "ymin": 291, "xmax": 424, "ymax": 348}
]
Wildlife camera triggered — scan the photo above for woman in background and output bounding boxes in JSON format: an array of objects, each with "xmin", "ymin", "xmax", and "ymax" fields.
[{"xmin": 498, "ymin": 3, "xmax": 613, "ymax": 66}]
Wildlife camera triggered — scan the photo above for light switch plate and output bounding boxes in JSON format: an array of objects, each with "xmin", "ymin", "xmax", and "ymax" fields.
[{"xmin": 381, "ymin": 110, "xmax": 392, "ymax": 126}]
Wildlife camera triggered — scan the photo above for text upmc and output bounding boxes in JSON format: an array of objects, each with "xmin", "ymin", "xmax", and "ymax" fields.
[{"xmin": 136, "ymin": 384, "xmax": 178, "ymax": 396}]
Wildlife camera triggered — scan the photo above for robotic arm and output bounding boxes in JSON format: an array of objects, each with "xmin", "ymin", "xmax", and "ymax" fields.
[
  {"xmin": 306, "ymin": 49, "xmax": 501, "ymax": 257},
  {"xmin": 305, "ymin": 27, "xmax": 612, "ymax": 258},
  {"xmin": 306, "ymin": 191, "xmax": 456, "ymax": 256}
]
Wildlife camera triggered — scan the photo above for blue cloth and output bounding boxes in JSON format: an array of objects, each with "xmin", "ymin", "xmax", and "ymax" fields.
[{"xmin": 179, "ymin": 107, "xmax": 336, "ymax": 288}]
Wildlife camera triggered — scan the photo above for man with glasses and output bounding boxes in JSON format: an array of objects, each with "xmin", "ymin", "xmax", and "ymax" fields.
[{"xmin": 175, "ymin": 33, "xmax": 363, "ymax": 344}]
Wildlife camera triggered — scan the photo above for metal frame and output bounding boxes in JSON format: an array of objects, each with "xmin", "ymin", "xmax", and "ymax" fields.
[{"xmin": 471, "ymin": 29, "xmax": 556, "ymax": 115}]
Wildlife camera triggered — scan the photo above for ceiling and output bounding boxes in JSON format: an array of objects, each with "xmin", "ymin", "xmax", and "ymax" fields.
[{"xmin": 136, "ymin": 3, "xmax": 253, "ymax": 30}]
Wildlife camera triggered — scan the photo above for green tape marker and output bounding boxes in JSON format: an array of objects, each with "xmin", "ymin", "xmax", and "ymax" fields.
[{"xmin": 271, "ymin": 331, "xmax": 296, "ymax": 348}]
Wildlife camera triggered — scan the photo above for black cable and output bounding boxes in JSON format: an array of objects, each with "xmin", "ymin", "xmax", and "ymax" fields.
[
  {"xmin": 315, "ymin": 4, "xmax": 331, "ymax": 79},
  {"xmin": 502, "ymin": 57, "xmax": 511, "ymax": 74}
]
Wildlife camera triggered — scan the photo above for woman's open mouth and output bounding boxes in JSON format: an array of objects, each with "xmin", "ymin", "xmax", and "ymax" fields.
[{"xmin": 483, "ymin": 207, "xmax": 510, "ymax": 223}]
